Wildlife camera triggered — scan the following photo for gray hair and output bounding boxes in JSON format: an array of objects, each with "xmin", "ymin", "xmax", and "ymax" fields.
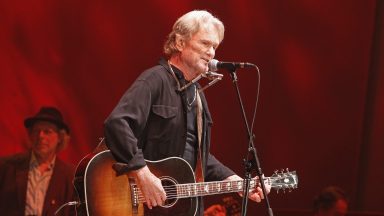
[{"xmin": 163, "ymin": 10, "xmax": 225, "ymax": 57}]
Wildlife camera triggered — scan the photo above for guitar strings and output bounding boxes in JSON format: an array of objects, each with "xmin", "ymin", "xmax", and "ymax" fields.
[
  {"xmin": 131, "ymin": 176, "xmax": 295, "ymax": 203},
  {"xmin": 134, "ymin": 186, "xmax": 248, "ymax": 203},
  {"xmin": 132, "ymin": 182, "xmax": 254, "ymax": 203}
]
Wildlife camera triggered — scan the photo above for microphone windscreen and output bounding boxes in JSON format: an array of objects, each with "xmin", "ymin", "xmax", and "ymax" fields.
[{"xmin": 208, "ymin": 59, "xmax": 219, "ymax": 71}]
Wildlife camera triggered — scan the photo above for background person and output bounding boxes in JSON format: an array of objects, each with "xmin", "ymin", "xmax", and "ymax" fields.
[
  {"xmin": 313, "ymin": 186, "xmax": 349, "ymax": 216},
  {"xmin": 0, "ymin": 106, "xmax": 75, "ymax": 216}
]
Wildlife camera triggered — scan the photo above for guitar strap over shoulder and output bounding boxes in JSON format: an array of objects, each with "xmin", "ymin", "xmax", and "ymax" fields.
[
  {"xmin": 195, "ymin": 89, "xmax": 204, "ymax": 183},
  {"xmin": 93, "ymin": 137, "xmax": 108, "ymax": 153}
]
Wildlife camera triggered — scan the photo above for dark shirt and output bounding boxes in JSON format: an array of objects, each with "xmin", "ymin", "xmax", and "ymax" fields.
[{"xmin": 172, "ymin": 65, "xmax": 199, "ymax": 169}]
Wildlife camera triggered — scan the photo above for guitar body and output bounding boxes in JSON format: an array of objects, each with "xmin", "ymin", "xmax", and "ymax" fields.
[{"xmin": 74, "ymin": 150, "xmax": 198, "ymax": 216}]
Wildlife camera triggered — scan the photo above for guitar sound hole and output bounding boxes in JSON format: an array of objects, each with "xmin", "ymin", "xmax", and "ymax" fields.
[{"xmin": 160, "ymin": 177, "xmax": 178, "ymax": 208}]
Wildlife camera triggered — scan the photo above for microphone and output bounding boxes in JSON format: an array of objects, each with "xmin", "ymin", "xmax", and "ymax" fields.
[{"xmin": 208, "ymin": 59, "xmax": 255, "ymax": 71}]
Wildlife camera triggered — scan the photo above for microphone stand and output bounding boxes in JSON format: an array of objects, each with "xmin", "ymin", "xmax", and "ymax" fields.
[{"xmin": 227, "ymin": 70, "xmax": 273, "ymax": 216}]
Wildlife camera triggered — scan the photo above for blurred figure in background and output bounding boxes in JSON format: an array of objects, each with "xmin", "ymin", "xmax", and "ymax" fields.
[
  {"xmin": 313, "ymin": 186, "xmax": 348, "ymax": 216},
  {"xmin": 0, "ymin": 106, "xmax": 75, "ymax": 216},
  {"xmin": 204, "ymin": 204, "xmax": 227, "ymax": 216},
  {"xmin": 204, "ymin": 195, "xmax": 241, "ymax": 216}
]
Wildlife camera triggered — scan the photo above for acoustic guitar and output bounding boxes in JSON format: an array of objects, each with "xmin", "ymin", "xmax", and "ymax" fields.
[{"xmin": 74, "ymin": 150, "xmax": 298, "ymax": 216}]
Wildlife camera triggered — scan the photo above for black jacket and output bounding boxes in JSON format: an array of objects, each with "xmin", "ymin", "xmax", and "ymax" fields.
[{"xmin": 104, "ymin": 58, "xmax": 234, "ymax": 181}]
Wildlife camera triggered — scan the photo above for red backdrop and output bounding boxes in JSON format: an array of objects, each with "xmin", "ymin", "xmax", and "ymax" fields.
[{"xmin": 1, "ymin": 0, "xmax": 383, "ymax": 214}]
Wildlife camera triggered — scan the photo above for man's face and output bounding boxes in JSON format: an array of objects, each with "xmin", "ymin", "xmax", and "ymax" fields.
[
  {"xmin": 29, "ymin": 121, "xmax": 60, "ymax": 159},
  {"xmin": 178, "ymin": 24, "xmax": 220, "ymax": 79}
]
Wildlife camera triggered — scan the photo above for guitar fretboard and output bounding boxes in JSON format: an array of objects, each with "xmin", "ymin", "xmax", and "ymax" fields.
[{"xmin": 175, "ymin": 179, "xmax": 258, "ymax": 198}]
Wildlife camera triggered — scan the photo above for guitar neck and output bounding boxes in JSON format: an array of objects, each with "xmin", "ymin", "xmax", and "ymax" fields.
[
  {"xmin": 175, "ymin": 179, "xmax": 260, "ymax": 198},
  {"xmin": 134, "ymin": 171, "xmax": 297, "ymax": 202}
]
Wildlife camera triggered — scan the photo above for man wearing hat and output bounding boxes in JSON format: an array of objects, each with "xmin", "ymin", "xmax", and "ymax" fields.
[{"xmin": 0, "ymin": 106, "xmax": 75, "ymax": 216}]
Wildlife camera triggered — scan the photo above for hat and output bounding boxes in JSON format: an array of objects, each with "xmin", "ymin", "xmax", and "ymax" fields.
[{"xmin": 24, "ymin": 106, "xmax": 70, "ymax": 133}]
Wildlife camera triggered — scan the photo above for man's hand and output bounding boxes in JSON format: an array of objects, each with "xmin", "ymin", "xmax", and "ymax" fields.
[
  {"xmin": 225, "ymin": 174, "xmax": 271, "ymax": 203},
  {"xmin": 130, "ymin": 166, "xmax": 166, "ymax": 209}
]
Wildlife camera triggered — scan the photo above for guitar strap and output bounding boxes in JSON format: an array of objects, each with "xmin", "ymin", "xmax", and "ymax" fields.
[{"xmin": 195, "ymin": 89, "xmax": 204, "ymax": 183}]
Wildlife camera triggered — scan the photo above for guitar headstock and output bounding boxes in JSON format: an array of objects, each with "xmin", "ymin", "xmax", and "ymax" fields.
[{"xmin": 269, "ymin": 169, "xmax": 298, "ymax": 193}]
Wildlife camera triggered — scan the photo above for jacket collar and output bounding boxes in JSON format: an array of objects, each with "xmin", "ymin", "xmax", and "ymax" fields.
[{"xmin": 159, "ymin": 57, "xmax": 185, "ymax": 92}]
